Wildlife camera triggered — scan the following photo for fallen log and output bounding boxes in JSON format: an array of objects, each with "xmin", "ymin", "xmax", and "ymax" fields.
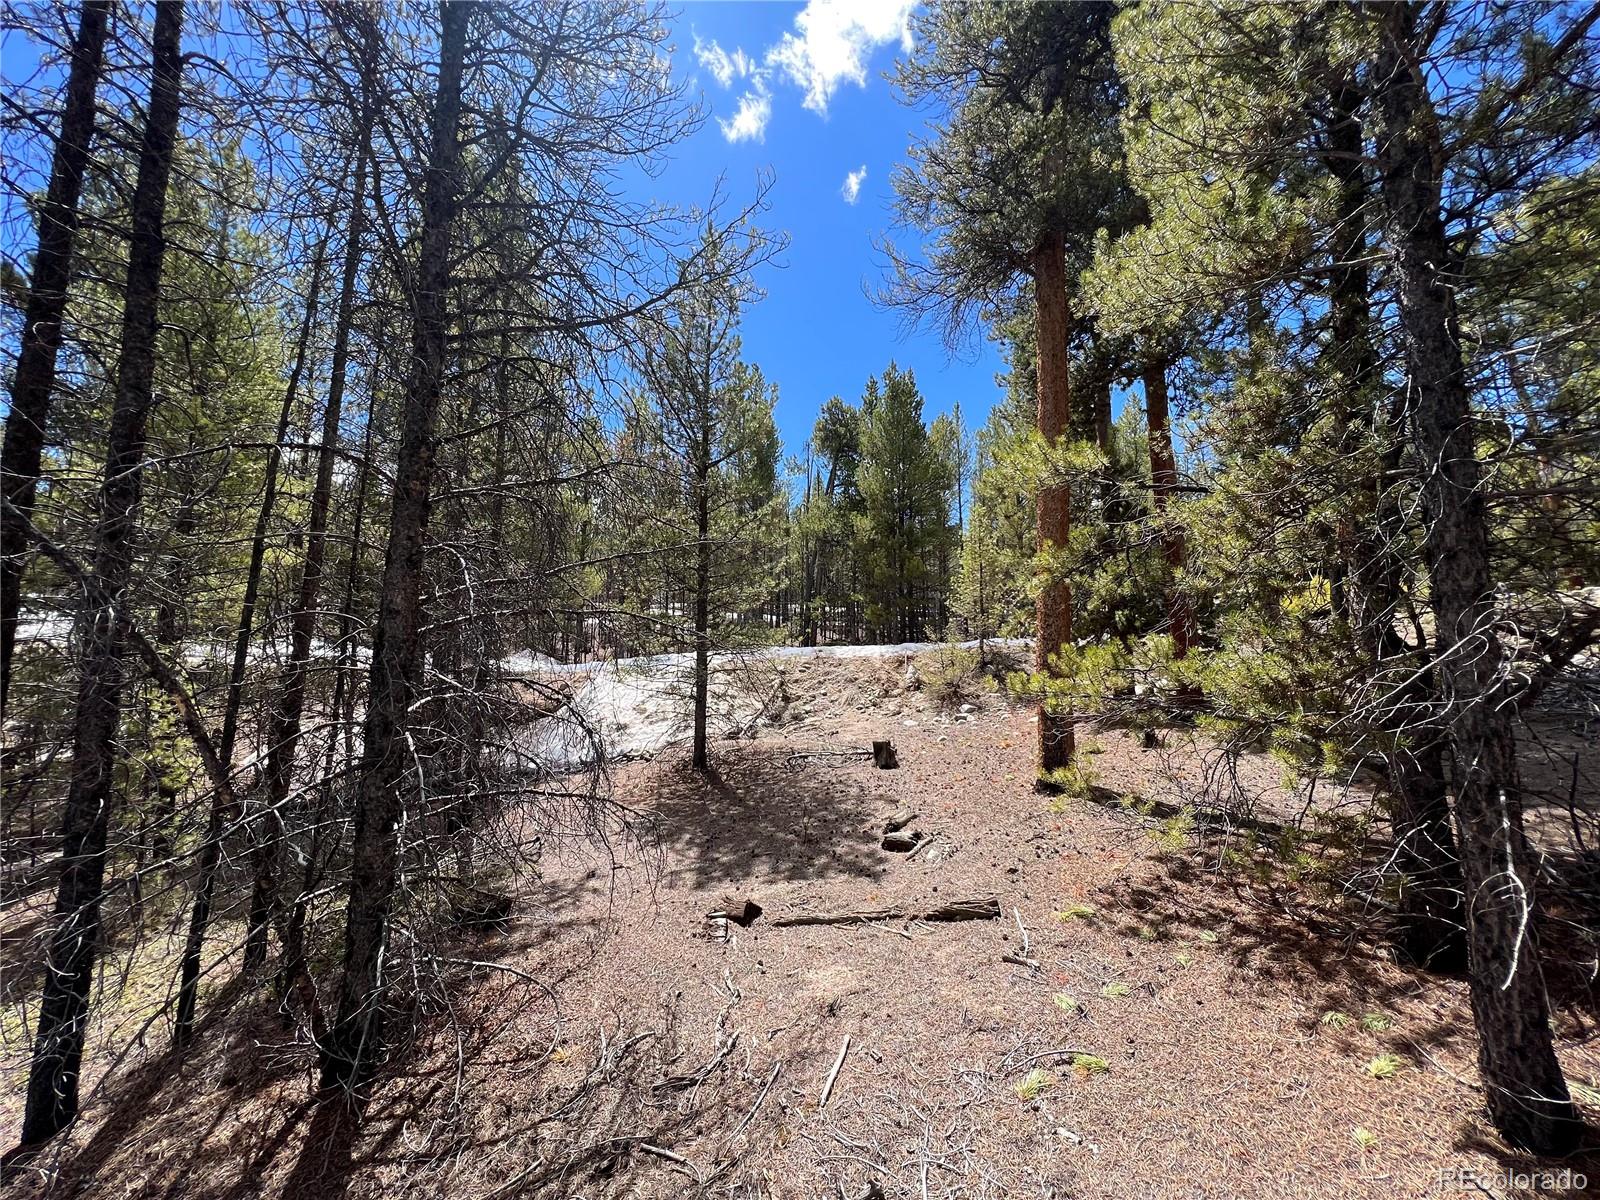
[
  {"xmin": 860, "ymin": 805, "xmax": 916, "ymax": 835},
  {"xmin": 881, "ymin": 829, "xmax": 924, "ymax": 853},
  {"xmin": 772, "ymin": 896, "xmax": 1000, "ymax": 927}
]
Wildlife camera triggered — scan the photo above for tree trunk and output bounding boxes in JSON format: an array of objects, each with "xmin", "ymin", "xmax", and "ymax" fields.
[
  {"xmin": 1374, "ymin": 2, "xmax": 1578, "ymax": 1154},
  {"xmin": 245, "ymin": 130, "xmax": 372, "ymax": 977},
  {"xmin": 21, "ymin": 0, "xmax": 184, "ymax": 1146},
  {"xmin": 1033, "ymin": 227, "xmax": 1074, "ymax": 774},
  {"xmin": 800, "ymin": 453, "xmax": 817, "ymax": 647},
  {"xmin": 1142, "ymin": 353, "xmax": 1192, "ymax": 664},
  {"xmin": 277, "ymin": 362, "xmax": 382, "ymax": 1014},
  {"xmin": 171, "ymin": 244, "xmax": 328, "ymax": 1044},
  {"xmin": 0, "ymin": 0, "xmax": 111, "ymax": 716},
  {"xmin": 1323, "ymin": 72, "xmax": 1465, "ymax": 971},
  {"xmin": 693, "ymin": 457, "xmax": 711, "ymax": 770},
  {"xmin": 217, "ymin": 242, "xmax": 328, "ymax": 766},
  {"xmin": 320, "ymin": 0, "xmax": 468, "ymax": 1092}
]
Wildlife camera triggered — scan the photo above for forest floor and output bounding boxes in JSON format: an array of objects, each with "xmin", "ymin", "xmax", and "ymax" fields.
[{"xmin": 5, "ymin": 648, "xmax": 1600, "ymax": 1199}]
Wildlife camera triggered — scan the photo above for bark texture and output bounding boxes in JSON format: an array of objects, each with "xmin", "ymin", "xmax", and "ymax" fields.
[
  {"xmin": 1141, "ymin": 354, "xmax": 1192, "ymax": 664},
  {"xmin": 1322, "ymin": 71, "xmax": 1465, "ymax": 968},
  {"xmin": 0, "ymin": 0, "xmax": 111, "ymax": 715},
  {"xmin": 1033, "ymin": 228, "xmax": 1075, "ymax": 773},
  {"xmin": 1374, "ymin": 2, "xmax": 1578, "ymax": 1153},
  {"xmin": 321, "ymin": 0, "xmax": 468, "ymax": 1091},
  {"xmin": 21, "ymin": 0, "xmax": 185, "ymax": 1145}
]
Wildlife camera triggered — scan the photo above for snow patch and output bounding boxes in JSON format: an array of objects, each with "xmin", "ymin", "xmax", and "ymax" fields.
[{"xmin": 504, "ymin": 638, "xmax": 1029, "ymax": 772}]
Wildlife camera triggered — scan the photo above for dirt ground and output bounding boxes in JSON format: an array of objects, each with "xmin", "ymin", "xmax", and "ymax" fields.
[{"xmin": 5, "ymin": 650, "xmax": 1600, "ymax": 1199}]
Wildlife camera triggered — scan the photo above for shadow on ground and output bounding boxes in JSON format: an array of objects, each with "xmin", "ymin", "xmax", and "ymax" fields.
[{"xmin": 641, "ymin": 745, "xmax": 892, "ymax": 892}]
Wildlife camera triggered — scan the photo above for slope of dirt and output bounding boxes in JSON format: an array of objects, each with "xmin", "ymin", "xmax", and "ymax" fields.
[{"xmin": 5, "ymin": 651, "xmax": 1599, "ymax": 1199}]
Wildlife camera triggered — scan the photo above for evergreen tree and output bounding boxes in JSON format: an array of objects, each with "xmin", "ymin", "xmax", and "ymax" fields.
[
  {"xmin": 884, "ymin": 0, "xmax": 1123, "ymax": 773},
  {"xmin": 0, "ymin": 0, "xmax": 110, "ymax": 712},
  {"xmin": 853, "ymin": 364, "xmax": 957, "ymax": 643},
  {"xmin": 799, "ymin": 396, "xmax": 866, "ymax": 643},
  {"xmin": 22, "ymin": 0, "xmax": 185, "ymax": 1144},
  {"xmin": 624, "ymin": 225, "xmax": 783, "ymax": 768}
]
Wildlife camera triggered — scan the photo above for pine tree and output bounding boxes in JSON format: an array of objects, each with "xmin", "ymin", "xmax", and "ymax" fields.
[
  {"xmin": 884, "ymin": 1, "xmax": 1122, "ymax": 774},
  {"xmin": 854, "ymin": 365, "xmax": 957, "ymax": 643},
  {"xmin": 624, "ymin": 226, "xmax": 783, "ymax": 768},
  {"xmin": 0, "ymin": 0, "xmax": 110, "ymax": 714},
  {"xmin": 22, "ymin": 0, "xmax": 186, "ymax": 1144},
  {"xmin": 322, "ymin": 0, "xmax": 469, "ymax": 1092}
]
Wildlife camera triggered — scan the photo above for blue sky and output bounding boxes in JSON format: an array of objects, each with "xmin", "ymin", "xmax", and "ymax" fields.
[
  {"xmin": 0, "ymin": 1, "xmax": 1011, "ymax": 461},
  {"xmin": 648, "ymin": 0, "xmax": 1009, "ymax": 459}
]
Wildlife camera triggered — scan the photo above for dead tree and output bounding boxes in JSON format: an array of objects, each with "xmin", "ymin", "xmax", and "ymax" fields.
[
  {"xmin": 171, "ymin": 244, "xmax": 328, "ymax": 1044},
  {"xmin": 320, "ymin": 0, "xmax": 469, "ymax": 1092},
  {"xmin": 244, "ymin": 8, "xmax": 381, "ymax": 977}
]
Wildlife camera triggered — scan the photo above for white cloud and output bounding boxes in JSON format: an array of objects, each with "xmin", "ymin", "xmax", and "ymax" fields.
[
  {"xmin": 719, "ymin": 86, "xmax": 772, "ymax": 144},
  {"xmin": 694, "ymin": 34, "xmax": 754, "ymax": 89},
  {"xmin": 699, "ymin": 0, "xmax": 912, "ymax": 144},
  {"xmin": 766, "ymin": 0, "xmax": 916, "ymax": 114},
  {"xmin": 841, "ymin": 164, "xmax": 867, "ymax": 204}
]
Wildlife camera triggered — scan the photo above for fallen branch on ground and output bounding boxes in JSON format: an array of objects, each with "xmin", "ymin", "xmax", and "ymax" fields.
[
  {"xmin": 785, "ymin": 748, "xmax": 872, "ymax": 768},
  {"xmin": 1012, "ymin": 1045, "xmax": 1099, "ymax": 1070},
  {"xmin": 820, "ymin": 1035, "xmax": 851, "ymax": 1108},
  {"xmin": 730, "ymin": 1061, "xmax": 782, "ymax": 1140},
  {"xmin": 772, "ymin": 896, "xmax": 1000, "ymax": 927}
]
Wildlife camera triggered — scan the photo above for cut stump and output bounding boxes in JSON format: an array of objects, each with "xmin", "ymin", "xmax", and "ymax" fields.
[{"xmin": 711, "ymin": 896, "xmax": 762, "ymax": 926}]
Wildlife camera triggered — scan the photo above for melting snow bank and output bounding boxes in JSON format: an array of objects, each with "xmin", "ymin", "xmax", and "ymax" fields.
[{"xmin": 504, "ymin": 638, "xmax": 1030, "ymax": 773}]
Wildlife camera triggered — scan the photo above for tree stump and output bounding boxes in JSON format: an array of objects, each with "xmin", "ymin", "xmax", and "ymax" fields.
[
  {"xmin": 872, "ymin": 740, "xmax": 898, "ymax": 769},
  {"xmin": 710, "ymin": 896, "xmax": 762, "ymax": 926}
]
